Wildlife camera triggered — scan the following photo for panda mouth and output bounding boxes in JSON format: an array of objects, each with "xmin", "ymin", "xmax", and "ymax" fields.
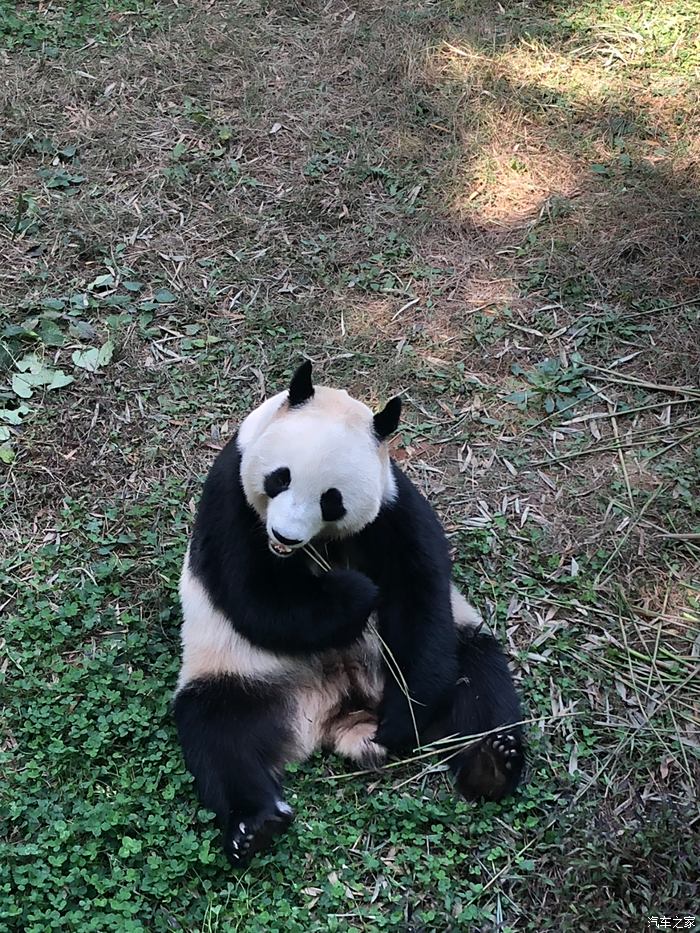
[{"xmin": 268, "ymin": 539, "xmax": 294, "ymax": 558}]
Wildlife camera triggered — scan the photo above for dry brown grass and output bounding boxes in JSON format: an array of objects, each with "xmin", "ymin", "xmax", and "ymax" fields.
[{"xmin": 2, "ymin": 0, "xmax": 698, "ymax": 663}]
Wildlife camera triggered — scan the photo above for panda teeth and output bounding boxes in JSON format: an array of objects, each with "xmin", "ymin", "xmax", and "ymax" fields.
[{"xmin": 269, "ymin": 540, "xmax": 293, "ymax": 557}]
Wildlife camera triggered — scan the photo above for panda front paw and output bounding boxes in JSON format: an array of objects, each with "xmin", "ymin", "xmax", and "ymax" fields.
[
  {"xmin": 225, "ymin": 800, "xmax": 294, "ymax": 869},
  {"xmin": 325, "ymin": 569, "xmax": 379, "ymax": 641},
  {"xmin": 373, "ymin": 716, "xmax": 419, "ymax": 754}
]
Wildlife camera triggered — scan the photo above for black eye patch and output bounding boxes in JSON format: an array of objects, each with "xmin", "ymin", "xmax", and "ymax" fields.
[
  {"xmin": 320, "ymin": 488, "xmax": 346, "ymax": 522},
  {"xmin": 264, "ymin": 467, "xmax": 291, "ymax": 498}
]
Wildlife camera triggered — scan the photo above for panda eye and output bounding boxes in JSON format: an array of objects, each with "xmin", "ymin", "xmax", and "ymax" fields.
[
  {"xmin": 264, "ymin": 467, "xmax": 291, "ymax": 498},
  {"xmin": 320, "ymin": 487, "xmax": 346, "ymax": 522}
]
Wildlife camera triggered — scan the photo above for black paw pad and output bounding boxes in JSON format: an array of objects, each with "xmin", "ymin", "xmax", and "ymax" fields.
[
  {"xmin": 487, "ymin": 732, "xmax": 521, "ymax": 771},
  {"xmin": 225, "ymin": 801, "xmax": 294, "ymax": 868},
  {"xmin": 454, "ymin": 729, "xmax": 524, "ymax": 802}
]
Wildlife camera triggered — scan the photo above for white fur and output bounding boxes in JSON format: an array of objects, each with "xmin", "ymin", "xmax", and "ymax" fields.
[
  {"xmin": 290, "ymin": 628, "xmax": 384, "ymax": 759},
  {"xmin": 237, "ymin": 391, "xmax": 288, "ymax": 451},
  {"xmin": 450, "ymin": 585, "xmax": 484, "ymax": 630},
  {"xmin": 238, "ymin": 386, "xmax": 396, "ymax": 550},
  {"xmin": 177, "ymin": 553, "xmax": 297, "ymax": 689}
]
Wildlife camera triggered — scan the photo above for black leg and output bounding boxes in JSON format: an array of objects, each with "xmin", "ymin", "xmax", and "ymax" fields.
[
  {"xmin": 173, "ymin": 676, "xmax": 295, "ymax": 867},
  {"xmin": 437, "ymin": 628, "xmax": 525, "ymax": 801}
]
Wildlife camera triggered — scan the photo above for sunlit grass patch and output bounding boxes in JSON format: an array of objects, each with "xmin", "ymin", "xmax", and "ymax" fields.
[{"xmin": 428, "ymin": 4, "xmax": 700, "ymax": 223}]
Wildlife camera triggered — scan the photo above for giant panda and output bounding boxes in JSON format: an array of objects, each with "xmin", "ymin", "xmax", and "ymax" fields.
[{"xmin": 174, "ymin": 361, "xmax": 524, "ymax": 867}]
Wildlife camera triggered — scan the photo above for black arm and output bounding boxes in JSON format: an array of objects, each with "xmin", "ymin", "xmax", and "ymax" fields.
[
  {"xmin": 362, "ymin": 465, "xmax": 459, "ymax": 751},
  {"xmin": 231, "ymin": 565, "xmax": 378, "ymax": 655},
  {"xmin": 373, "ymin": 585, "xmax": 457, "ymax": 751}
]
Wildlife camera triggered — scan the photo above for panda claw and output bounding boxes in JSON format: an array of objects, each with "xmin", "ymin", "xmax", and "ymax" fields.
[{"xmin": 226, "ymin": 802, "xmax": 295, "ymax": 869}]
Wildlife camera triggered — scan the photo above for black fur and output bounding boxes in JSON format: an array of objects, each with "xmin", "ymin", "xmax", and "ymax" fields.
[
  {"xmin": 179, "ymin": 434, "xmax": 524, "ymax": 866},
  {"xmin": 263, "ymin": 467, "xmax": 290, "ymax": 498},
  {"xmin": 320, "ymin": 487, "xmax": 346, "ymax": 522},
  {"xmin": 355, "ymin": 464, "xmax": 459, "ymax": 750},
  {"xmin": 373, "ymin": 396, "xmax": 402, "ymax": 440},
  {"xmin": 173, "ymin": 676, "xmax": 294, "ymax": 867},
  {"xmin": 288, "ymin": 360, "xmax": 314, "ymax": 407},
  {"xmin": 439, "ymin": 628, "xmax": 524, "ymax": 800}
]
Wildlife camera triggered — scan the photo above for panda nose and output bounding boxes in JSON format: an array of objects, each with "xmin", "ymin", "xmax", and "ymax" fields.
[{"xmin": 271, "ymin": 529, "xmax": 302, "ymax": 547}]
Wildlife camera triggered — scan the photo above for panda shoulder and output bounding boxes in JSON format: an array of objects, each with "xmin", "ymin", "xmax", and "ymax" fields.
[
  {"xmin": 386, "ymin": 459, "xmax": 421, "ymax": 504},
  {"xmin": 380, "ymin": 460, "xmax": 448, "ymax": 551}
]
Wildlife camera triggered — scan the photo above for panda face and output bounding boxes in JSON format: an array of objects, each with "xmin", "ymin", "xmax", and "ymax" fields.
[{"xmin": 238, "ymin": 387, "xmax": 397, "ymax": 557}]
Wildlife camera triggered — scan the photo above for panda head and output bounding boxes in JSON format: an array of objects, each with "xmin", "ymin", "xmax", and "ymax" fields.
[{"xmin": 238, "ymin": 361, "xmax": 402, "ymax": 557}]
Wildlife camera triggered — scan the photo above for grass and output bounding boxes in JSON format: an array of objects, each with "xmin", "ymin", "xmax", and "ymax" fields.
[{"xmin": 1, "ymin": 0, "xmax": 699, "ymax": 930}]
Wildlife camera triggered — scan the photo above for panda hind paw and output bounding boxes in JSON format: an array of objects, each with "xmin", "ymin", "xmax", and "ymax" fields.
[
  {"xmin": 487, "ymin": 731, "xmax": 521, "ymax": 771},
  {"xmin": 225, "ymin": 801, "xmax": 294, "ymax": 869},
  {"xmin": 454, "ymin": 730, "xmax": 524, "ymax": 802}
]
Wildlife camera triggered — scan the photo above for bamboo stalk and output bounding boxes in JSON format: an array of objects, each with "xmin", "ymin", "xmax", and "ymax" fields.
[
  {"xmin": 594, "ymin": 484, "xmax": 666, "ymax": 586},
  {"xmin": 586, "ymin": 364, "xmax": 700, "ymax": 398}
]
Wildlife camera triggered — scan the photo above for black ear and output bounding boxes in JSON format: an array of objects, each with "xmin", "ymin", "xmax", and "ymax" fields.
[
  {"xmin": 288, "ymin": 360, "xmax": 314, "ymax": 407},
  {"xmin": 373, "ymin": 396, "xmax": 402, "ymax": 440}
]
